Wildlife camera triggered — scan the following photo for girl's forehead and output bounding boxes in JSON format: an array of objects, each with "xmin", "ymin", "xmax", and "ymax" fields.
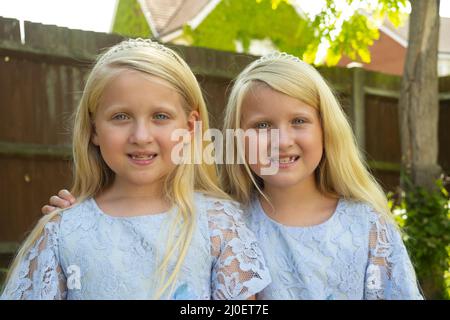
[
  {"xmin": 99, "ymin": 70, "xmax": 183, "ymax": 106},
  {"xmin": 105, "ymin": 69, "xmax": 174, "ymax": 92},
  {"xmin": 241, "ymin": 85, "xmax": 317, "ymax": 118}
]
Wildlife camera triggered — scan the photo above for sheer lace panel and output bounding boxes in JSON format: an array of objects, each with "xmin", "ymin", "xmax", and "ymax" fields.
[
  {"xmin": 1, "ymin": 216, "xmax": 67, "ymax": 300},
  {"xmin": 207, "ymin": 200, "xmax": 270, "ymax": 300},
  {"xmin": 365, "ymin": 213, "xmax": 423, "ymax": 300}
]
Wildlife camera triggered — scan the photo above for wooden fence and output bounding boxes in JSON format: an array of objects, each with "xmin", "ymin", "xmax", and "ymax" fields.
[{"xmin": 0, "ymin": 16, "xmax": 449, "ymax": 259}]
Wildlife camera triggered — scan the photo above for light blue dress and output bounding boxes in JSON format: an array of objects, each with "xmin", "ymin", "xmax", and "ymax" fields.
[
  {"xmin": 1, "ymin": 193, "xmax": 271, "ymax": 300},
  {"xmin": 244, "ymin": 196, "xmax": 423, "ymax": 300}
]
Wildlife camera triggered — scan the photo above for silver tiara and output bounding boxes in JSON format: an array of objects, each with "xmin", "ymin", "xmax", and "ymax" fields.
[
  {"xmin": 97, "ymin": 38, "xmax": 178, "ymax": 65},
  {"xmin": 254, "ymin": 51, "xmax": 302, "ymax": 64}
]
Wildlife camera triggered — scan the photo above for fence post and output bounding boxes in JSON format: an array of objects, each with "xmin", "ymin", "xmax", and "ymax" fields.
[{"xmin": 352, "ymin": 67, "xmax": 366, "ymax": 152}]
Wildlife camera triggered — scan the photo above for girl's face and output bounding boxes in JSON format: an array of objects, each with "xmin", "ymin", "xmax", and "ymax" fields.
[
  {"xmin": 92, "ymin": 69, "xmax": 197, "ymax": 190},
  {"xmin": 241, "ymin": 84, "xmax": 323, "ymax": 189}
]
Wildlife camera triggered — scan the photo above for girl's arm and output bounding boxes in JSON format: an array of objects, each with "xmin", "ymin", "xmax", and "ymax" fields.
[
  {"xmin": 364, "ymin": 214, "xmax": 423, "ymax": 300},
  {"xmin": 1, "ymin": 215, "xmax": 67, "ymax": 300},
  {"xmin": 208, "ymin": 200, "xmax": 271, "ymax": 300},
  {"xmin": 41, "ymin": 189, "xmax": 75, "ymax": 214}
]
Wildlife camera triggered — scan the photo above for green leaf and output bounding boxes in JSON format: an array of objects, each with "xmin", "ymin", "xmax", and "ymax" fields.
[
  {"xmin": 325, "ymin": 48, "xmax": 342, "ymax": 66},
  {"xmin": 358, "ymin": 47, "xmax": 371, "ymax": 63},
  {"xmin": 112, "ymin": 0, "xmax": 152, "ymax": 38}
]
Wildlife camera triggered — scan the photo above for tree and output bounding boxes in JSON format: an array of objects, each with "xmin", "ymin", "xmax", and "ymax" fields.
[
  {"xmin": 398, "ymin": 0, "xmax": 441, "ymax": 191},
  {"xmin": 112, "ymin": 0, "xmax": 152, "ymax": 38},
  {"xmin": 398, "ymin": 0, "xmax": 444, "ymax": 299},
  {"xmin": 184, "ymin": 0, "xmax": 317, "ymax": 58},
  {"xmin": 297, "ymin": 0, "xmax": 408, "ymax": 65},
  {"xmin": 186, "ymin": 0, "xmax": 408, "ymax": 65}
]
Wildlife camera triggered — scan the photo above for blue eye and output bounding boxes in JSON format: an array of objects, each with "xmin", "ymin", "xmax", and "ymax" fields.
[
  {"xmin": 255, "ymin": 122, "xmax": 270, "ymax": 129},
  {"xmin": 154, "ymin": 113, "xmax": 169, "ymax": 120},
  {"xmin": 112, "ymin": 113, "xmax": 129, "ymax": 120},
  {"xmin": 293, "ymin": 118, "xmax": 305, "ymax": 125}
]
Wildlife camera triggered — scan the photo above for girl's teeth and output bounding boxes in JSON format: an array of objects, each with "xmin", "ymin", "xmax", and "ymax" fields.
[
  {"xmin": 272, "ymin": 156, "xmax": 298, "ymax": 164},
  {"xmin": 279, "ymin": 157, "xmax": 293, "ymax": 164},
  {"xmin": 131, "ymin": 155, "xmax": 155, "ymax": 160}
]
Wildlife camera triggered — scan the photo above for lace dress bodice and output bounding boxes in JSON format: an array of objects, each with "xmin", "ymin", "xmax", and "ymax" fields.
[
  {"xmin": 1, "ymin": 193, "xmax": 271, "ymax": 300},
  {"xmin": 245, "ymin": 197, "xmax": 423, "ymax": 300}
]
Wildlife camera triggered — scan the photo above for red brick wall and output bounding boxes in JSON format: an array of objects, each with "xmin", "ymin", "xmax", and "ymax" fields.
[{"xmin": 338, "ymin": 31, "xmax": 406, "ymax": 76}]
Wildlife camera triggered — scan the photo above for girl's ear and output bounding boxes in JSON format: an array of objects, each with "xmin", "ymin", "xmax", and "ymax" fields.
[{"xmin": 187, "ymin": 110, "xmax": 200, "ymax": 134}]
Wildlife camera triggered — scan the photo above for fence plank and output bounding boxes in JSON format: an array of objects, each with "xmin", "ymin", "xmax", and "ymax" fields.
[
  {"xmin": 0, "ymin": 141, "xmax": 71, "ymax": 159},
  {"xmin": 0, "ymin": 16, "xmax": 21, "ymax": 42}
]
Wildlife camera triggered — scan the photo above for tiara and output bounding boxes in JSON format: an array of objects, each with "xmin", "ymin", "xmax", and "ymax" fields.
[
  {"xmin": 97, "ymin": 38, "xmax": 178, "ymax": 65},
  {"xmin": 254, "ymin": 51, "xmax": 302, "ymax": 64}
]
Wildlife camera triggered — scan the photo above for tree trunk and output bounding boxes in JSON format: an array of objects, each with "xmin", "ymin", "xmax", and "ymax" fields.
[
  {"xmin": 398, "ymin": 0, "xmax": 441, "ymax": 191},
  {"xmin": 398, "ymin": 0, "xmax": 443, "ymax": 300}
]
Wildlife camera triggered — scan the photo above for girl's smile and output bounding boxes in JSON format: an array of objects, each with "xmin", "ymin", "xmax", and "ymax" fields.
[
  {"xmin": 127, "ymin": 151, "xmax": 158, "ymax": 166},
  {"xmin": 270, "ymin": 154, "xmax": 301, "ymax": 169}
]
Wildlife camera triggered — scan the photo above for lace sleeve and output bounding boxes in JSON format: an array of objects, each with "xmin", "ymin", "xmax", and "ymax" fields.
[
  {"xmin": 364, "ymin": 213, "xmax": 423, "ymax": 300},
  {"xmin": 207, "ymin": 200, "xmax": 271, "ymax": 300},
  {"xmin": 1, "ymin": 216, "xmax": 67, "ymax": 300}
]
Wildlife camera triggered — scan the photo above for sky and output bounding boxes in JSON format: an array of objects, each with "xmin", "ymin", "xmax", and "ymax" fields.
[
  {"xmin": 0, "ymin": 0, "xmax": 118, "ymax": 33},
  {"xmin": 0, "ymin": 0, "xmax": 449, "ymax": 34}
]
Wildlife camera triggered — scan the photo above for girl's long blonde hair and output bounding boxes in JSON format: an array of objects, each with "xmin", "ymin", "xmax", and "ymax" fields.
[
  {"xmin": 221, "ymin": 52, "xmax": 392, "ymax": 221},
  {"xmin": 6, "ymin": 39, "xmax": 228, "ymax": 298}
]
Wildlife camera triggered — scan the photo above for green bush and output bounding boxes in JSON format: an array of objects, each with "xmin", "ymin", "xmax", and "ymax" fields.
[{"xmin": 389, "ymin": 177, "xmax": 450, "ymax": 299}]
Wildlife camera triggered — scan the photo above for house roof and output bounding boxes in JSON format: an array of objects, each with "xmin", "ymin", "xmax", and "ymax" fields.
[
  {"xmin": 140, "ymin": 0, "xmax": 210, "ymax": 37},
  {"xmin": 382, "ymin": 16, "xmax": 450, "ymax": 54}
]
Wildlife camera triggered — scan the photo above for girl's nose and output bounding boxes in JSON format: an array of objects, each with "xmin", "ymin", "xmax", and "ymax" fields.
[
  {"xmin": 129, "ymin": 121, "xmax": 155, "ymax": 145},
  {"xmin": 278, "ymin": 126, "xmax": 294, "ymax": 150}
]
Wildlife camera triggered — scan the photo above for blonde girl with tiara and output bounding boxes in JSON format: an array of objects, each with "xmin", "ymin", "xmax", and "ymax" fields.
[
  {"xmin": 219, "ymin": 52, "xmax": 423, "ymax": 300},
  {"xmin": 1, "ymin": 39, "xmax": 270, "ymax": 300}
]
